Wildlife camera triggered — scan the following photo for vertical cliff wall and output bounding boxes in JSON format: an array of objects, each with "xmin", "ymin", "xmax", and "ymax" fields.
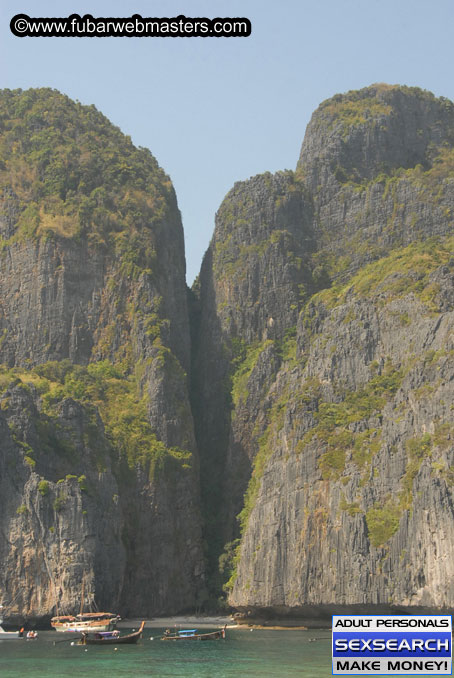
[
  {"xmin": 194, "ymin": 84, "xmax": 454, "ymax": 615},
  {"xmin": 2, "ymin": 83, "xmax": 454, "ymax": 621},
  {"xmin": 0, "ymin": 88, "xmax": 204, "ymax": 620},
  {"xmin": 191, "ymin": 170, "xmax": 317, "ymax": 593}
]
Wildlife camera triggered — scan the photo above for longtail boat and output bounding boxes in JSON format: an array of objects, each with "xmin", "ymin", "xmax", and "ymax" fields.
[
  {"xmin": 77, "ymin": 621, "xmax": 145, "ymax": 645},
  {"xmin": 161, "ymin": 625, "xmax": 226, "ymax": 641}
]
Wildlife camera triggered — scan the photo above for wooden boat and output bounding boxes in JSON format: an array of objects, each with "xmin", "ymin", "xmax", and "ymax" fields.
[
  {"xmin": 51, "ymin": 574, "xmax": 120, "ymax": 632},
  {"xmin": 51, "ymin": 611, "xmax": 121, "ymax": 633},
  {"xmin": 161, "ymin": 626, "xmax": 226, "ymax": 641},
  {"xmin": 77, "ymin": 621, "xmax": 145, "ymax": 645}
]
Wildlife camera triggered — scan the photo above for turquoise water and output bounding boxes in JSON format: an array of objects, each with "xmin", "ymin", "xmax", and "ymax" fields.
[{"xmin": 0, "ymin": 627, "xmax": 334, "ymax": 677}]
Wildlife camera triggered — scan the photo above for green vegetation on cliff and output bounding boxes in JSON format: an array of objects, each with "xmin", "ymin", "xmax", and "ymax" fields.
[
  {"xmin": 366, "ymin": 499, "xmax": 401, "ymax": 547},
  {"xmin": 318, "ymin": 90, "xmax": 392, "ymax": 138},
  {"xmin": 0, "ymin": 360, "xmax": 192, "ymax": 481},
  {"xmin": 0, "ymin": 88, "xmax": 175, "ymax": 276},
  {"xmin": 314, "ymin": 236, "xmax": 454, "ymax": 312}
]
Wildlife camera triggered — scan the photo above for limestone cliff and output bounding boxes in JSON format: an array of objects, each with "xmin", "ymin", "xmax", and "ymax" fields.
[
  {"xmin": 194, "ymin": 84, "xmax": 454, "ymax": 616},
  {"xmin": 0, "ymin": 88, "xmax": 204, "ymax": 621},
  {"xmin": 3, "ymin": 83, "xmax": 454, "ymax": 622}
]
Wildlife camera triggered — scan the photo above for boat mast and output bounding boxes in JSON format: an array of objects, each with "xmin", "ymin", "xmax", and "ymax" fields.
[{"xmin": 79, "ymin": 575, "xmax": 85, "ymax": 616}]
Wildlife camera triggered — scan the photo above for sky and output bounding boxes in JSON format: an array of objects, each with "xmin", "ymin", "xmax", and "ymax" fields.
[{"xmin": 1, "ymin": 0, "xmax": 453, "ymax": 283}]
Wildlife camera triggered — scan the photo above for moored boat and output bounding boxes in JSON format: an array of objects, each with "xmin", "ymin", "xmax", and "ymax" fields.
[
  {"xmin": 0, "ymin": 626, "xmax": 23, "ymax": 640},
  {"xmin": 161, "ymin": 626, "xmax": 226, "ymax": 641},
  {"xmin": 51, "ymin": 611, "xmax": 121, "ymax": 633},
  {"xmin": 77, "ymin": 621, "xmax": 145, "ymax": 645},
  {"xmin": 0, "ymin": 606, "xmax": 23, "ymax": 640}
]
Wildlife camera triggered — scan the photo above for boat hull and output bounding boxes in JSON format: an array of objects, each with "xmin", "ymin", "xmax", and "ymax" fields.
[
  {"xmin": 0, "ymin": 629, "xmax": 21, "ymax": 640},
  {"xmin": 51, "ymin": 613, "xmax": 120, "ymax": 633},
  {"xmin": 161, "ymin": 629, "xmax": 226, "ymax": 641},
  {"xmin": 0, "ymin": 608, "xmax": 23, "ymax": 639},
  {"xmin": 53, "ymin": 621, "xmax": 115, "ymax": 633},
  {"xmin": 77, "ymin": 622, "xmax": 145, "ymax": 645}
]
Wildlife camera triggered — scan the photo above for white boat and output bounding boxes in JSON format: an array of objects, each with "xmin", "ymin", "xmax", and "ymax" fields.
[
  {"xmin": 0, "ymin": 606, "xmax": 23, "ymax": 640},
  {"xmin": 0, "ymin": 627, "xmax": 21, "ymax": 640},
  {"xmin": 51, "ymin": 612, "xmax": 120, "ymax": 633},
  {"xmin": 51, "ymin": 574, "xmax": 120, "ymax": 632}
]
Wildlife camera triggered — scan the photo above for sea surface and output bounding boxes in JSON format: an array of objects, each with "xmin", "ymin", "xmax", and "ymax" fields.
[
  {"xmin": 0, "ymin": 627, "xmax": 332, "ymax": 678},
  {"xmin": 0, "ymin": 626, "xmax": 417, "ymax": 678}
]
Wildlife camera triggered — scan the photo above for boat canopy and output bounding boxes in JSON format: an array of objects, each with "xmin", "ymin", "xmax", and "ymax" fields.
[
  {"xmin": 77, "ymin": 612, "xmax": 118, "ymax": 620},
  {"xmin": 178, "ymin": 629, "xmax": 197, "ymax": 636}
]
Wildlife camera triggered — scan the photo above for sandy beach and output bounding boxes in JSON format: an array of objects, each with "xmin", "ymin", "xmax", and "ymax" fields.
[
  {"xmin": 117, "ymin": 615, "xmax": 232, "ymax": 629},
  {"xmin": 117, "ymin": 616, "xmax": 310, "ymax": 630}
]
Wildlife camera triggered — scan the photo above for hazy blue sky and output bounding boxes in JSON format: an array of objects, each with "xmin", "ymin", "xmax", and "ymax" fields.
[{"xmin": 2, "ymin": 0, "xmax": 453, "ymax": 282}]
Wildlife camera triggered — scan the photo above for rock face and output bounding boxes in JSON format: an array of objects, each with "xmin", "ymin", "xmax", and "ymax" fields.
[
  {"xmin": 194, "ymin": 84, "xmax": 454, "ymax": 617},
  {"xmin": 191, "ymin": 171, "xmax": 315, "ymax": 586},
  {"xmin": 0, "ymin": 386, "xmax": 125, "ymax": 619},
  {"xmin": 2, "ymin": 83, "xmax": 454, "ymax": 622},
  {"xmin": 229, "ymin": 277, "xmax": 454, "ymax": 613},
  {"xmin": 298, "ymin": 84, "xmax": 454, "ymax": 280},
  {"xmin": 0, "ymin": 89, "xmax": 204, "ymax": 621}
]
